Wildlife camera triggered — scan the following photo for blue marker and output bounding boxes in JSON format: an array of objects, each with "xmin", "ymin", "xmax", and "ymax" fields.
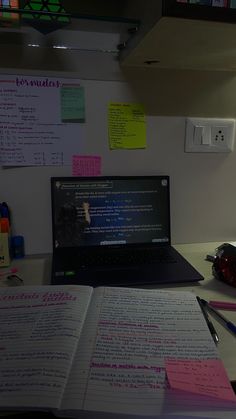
[
  {"xmin": 1, "ymin": 202, "xmax": 10, "ymax": 224},
  {"xmin": 201, "ymin": 298, "xmax": 236, "ymax": 337}
]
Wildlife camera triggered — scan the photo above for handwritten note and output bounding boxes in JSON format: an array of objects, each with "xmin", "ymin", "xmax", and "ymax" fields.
[
  {"xmin": 72, "ymin": 155, "xmax": 101, "ymax": 176},
  {"xmin": 61, "ymin": 288, "xmax": 223, "ymax": 417},
  {"xmin": 108, "ymin": 103, "xmax": 146, "ymax": 149},
  {"xmin": 61, "ymin": 85, "xmax": 85, "ymax": 122},
  {"xmin": 0, "ymin": 285, "xmax": 93, "ymax": 409},
  {"xmin": 165, "ymin": 359, "xmax": 236, "ymax": 402}
]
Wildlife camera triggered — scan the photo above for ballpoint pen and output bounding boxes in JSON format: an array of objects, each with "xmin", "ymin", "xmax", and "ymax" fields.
[
  {"xmin": 201, "ymin": 298, "xmax": 236, "ymax": 337},
  {"xmin": 196, "ymin": 296, "xmax": 219, "ymax": 345}
]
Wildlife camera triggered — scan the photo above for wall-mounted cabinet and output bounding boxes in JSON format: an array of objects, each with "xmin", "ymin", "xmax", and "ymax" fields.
[{"xmin": 120, "ymin": 0, "xmax": 236, "ymax": 71}]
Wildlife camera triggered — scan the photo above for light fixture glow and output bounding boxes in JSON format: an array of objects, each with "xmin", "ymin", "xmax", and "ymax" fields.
[
  {"xmin": 28, "ymin": 43, "xmax": 40, "ymax": 47},
  {"xmin": 52, "ymin": 44, "xmax": 67, "ymax": 49}
]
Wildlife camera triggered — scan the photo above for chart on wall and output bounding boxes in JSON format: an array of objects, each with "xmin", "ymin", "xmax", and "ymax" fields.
[{"xmin": 0, "ymin": 74, "xmax": 86, "ymax": 166}]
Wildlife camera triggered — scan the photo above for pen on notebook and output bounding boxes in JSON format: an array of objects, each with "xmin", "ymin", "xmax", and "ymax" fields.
[
  {"xmin": 196, "ymin": 296, "xmax": 219, "ymax": 345},
  {"xmin": 209, "ymin": 300, "xmax": 236, "ymax": 311},
  {"xmin": 201, "ymin": 298, "xmax": 236, "ymax": 337}
]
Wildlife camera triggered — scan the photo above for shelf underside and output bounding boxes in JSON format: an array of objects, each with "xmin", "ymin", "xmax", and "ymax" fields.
[{"xmin": 120, "ymin": 17, "xmax": 236, "ymax": 71}]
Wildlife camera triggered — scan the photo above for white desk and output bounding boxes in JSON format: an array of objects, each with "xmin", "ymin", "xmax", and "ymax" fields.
[
  {"xmin": 4, "ymin": 242, "xmax": 236, "ymax": 381},
  {"xmin": 174, "ymin": 243, "xmax": 236, "ymax": 381}
]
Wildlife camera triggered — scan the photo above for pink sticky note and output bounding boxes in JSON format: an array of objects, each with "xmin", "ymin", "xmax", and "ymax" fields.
[
  {"xmin": 165, "ymin": 359, "xmax": 236, "ymax": 402},
  {"xmin": 72, "ymin": 155, "xmax": 101, "ymax": 176}
]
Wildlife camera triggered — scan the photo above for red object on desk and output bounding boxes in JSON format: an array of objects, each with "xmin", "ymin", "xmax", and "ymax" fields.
[{"xmin": 212, "ymin": 243, "xmax": 236, "ymax": 288}]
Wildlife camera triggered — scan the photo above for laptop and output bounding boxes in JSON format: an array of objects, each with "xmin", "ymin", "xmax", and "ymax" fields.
[{"xmin": 51, "ymin": 176, "xmax": 203, "ymax": 286}]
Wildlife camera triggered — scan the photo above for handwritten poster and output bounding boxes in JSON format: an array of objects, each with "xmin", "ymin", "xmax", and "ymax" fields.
[
  {"xmin": 72, "ymin": 155, "xmax": 101, "ymax": 176},
  {"xmin": 165, "ymin": 359, "xmax": 236, "ymax": 402},
  {"xmin": 108, "ymin": 103, "xmax": 146, "ymax": 149},
  {"xmin": 0, "ymin": 75, "xmax": 86, "ymax": 166}
]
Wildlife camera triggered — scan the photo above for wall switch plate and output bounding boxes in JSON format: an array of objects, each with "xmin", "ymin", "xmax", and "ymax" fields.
[{"xmin": 185, "ymin": 118, "xmax": 235, "ymax": 153}]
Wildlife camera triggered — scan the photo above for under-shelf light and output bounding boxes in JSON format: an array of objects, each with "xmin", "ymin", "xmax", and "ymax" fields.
[
  {"xmin": 52, "ymin": 44, "xmax": 67, "ymax": 49},
  {"xmin": 27, "ymin": 43, "xmax": 118, "ymax": 54}
]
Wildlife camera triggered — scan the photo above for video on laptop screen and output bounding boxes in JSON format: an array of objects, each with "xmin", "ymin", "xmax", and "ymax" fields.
[{"xmin": 51, "ymin": 177, "xmax": 170, "ymax": 248}]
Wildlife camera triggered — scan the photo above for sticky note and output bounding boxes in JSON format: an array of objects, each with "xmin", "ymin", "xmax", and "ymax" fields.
[
  {"xmin": 108, "ymin": 103, "xmax": 146, "ymax": 149},
  {"xmin": 72, "ymin": 155, "xmax": 101, "ymax": 176},
  {"xmin": 165, "ymin": 359, "xmax": 236, "ymax": 402},
  {"xmin": 61, "ymin": 85, "xmax": 85, "ymax": 122}
]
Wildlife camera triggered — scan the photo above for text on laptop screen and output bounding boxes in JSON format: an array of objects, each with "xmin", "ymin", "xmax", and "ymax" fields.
[{"xmin": 51, "ymin": 177, "xmax": 170, "ymax": 248}]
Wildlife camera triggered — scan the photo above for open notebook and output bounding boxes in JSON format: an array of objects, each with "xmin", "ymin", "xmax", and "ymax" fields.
[
  {"xmin": 0, "ymin": 285, "xmax": 235, "ymax": 418},
  {"xmin": 51, "ymin": 176, "xmax": 203, "ymax": 286}
]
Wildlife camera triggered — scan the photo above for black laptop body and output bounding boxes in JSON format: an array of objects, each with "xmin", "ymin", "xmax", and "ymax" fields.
[{"xmin": 51, "ymin": 176, "xmax": 203, "ymax": 287}]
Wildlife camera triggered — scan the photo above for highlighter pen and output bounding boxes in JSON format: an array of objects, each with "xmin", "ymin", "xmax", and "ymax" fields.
[
  {"xmin": 1, "ymin": 202, "xmax": 10, "ymax": 224},
  {"xmin": 0, "ymin": 218, "xmax": 10, "ymax": 233},
  {"xmin": 209, "ymin": 300, "xmax": 236, "ymax": 311},
  {"xmin": 196, "ymin": 296, "xmax": 219, "ymax": 345},
  {"xmin": 201, "ymin": 298, "xmax": 236, "ymax": 337}
]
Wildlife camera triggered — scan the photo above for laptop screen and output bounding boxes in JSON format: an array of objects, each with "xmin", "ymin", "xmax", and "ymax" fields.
[{"xmin": 51, "ymin": 176, "xmax": 170, "ymax": 249}]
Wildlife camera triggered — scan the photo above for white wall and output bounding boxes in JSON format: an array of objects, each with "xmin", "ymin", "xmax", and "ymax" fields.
[
  {"xmin": 1, "ymin": 100, "xmax": 236, "ymax": 255},
  {"xmin": 1, "ymin": 27, "xmax": 236, "ymax": 255}
]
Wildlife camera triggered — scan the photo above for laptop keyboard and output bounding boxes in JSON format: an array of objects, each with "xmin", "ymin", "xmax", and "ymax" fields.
[{"xmin": 79, "ymin": 248, "xmax": 177, "ymax": 268}]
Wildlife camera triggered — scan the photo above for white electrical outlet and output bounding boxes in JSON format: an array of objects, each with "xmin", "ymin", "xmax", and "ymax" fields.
[
  {"xmin": 211, "ymin": 126, "xmax": 231, "ymax": 148},
  {"xmin": 185, "ymin": 118, "xmax": 235, "ymax": 153}
]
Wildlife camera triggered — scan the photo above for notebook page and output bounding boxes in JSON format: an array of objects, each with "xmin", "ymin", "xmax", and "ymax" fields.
[
  {"xmin": 0, "ymin": 285, "xmax": 92, "ymax": 410},
  {"xmin": 59, "ymin": 287, "xmax": 234, "ymax": 417}
]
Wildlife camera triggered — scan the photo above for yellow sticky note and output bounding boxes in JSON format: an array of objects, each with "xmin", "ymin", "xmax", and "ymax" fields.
[{"xmin": 108, "ymin": 103, "xmax": 146, "ymax": 149}]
